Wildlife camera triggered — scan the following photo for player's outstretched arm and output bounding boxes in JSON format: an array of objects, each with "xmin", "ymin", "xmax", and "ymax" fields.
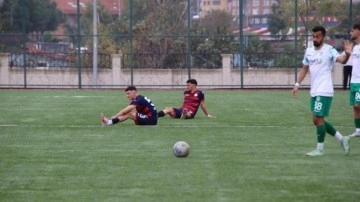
[
  {"xmin": 112, "ymin": 105, "xmax": 136, "ymax": 119},
  {"xmin": 200, "ymin": 101, "xmax": 215, "ymax": 118}
]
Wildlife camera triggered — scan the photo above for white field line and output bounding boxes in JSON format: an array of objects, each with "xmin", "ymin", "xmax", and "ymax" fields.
[
  {"xmin": 0, "ymin": 124, "xmax": 351, "ymax": 128},
  {"xmin": 3, "ymin": 95, "xmax": 107, "ymax": 98},
  {"xmin": 44, "ymin": 96, "xmax": 107, "ymax": 98}
]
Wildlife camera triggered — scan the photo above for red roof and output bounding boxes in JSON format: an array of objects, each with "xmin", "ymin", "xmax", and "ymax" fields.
[{"xmin": 50, "ymin": 0, "xmax": 126, "ymax": 15}]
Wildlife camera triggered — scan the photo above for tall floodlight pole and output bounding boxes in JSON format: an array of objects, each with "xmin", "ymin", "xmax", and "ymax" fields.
[{"xmin": 93, "ymin": 0, "xmax": 98, "ymax": 87}]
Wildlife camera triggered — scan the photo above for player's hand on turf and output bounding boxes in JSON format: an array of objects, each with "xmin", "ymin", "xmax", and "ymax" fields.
[{"xmin": 207, "ymin": 114, "xmax": 216, "ymax": 118}]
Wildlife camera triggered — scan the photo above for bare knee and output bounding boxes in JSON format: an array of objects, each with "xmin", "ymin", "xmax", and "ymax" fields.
[
  {"xmin": 163, "ymin": 107, "xmax": 173, "ymax": 114},
  {"xmin": 119, "ymin": 112, "xmax": 136, "ymax": 121},
  {"xmin": 313, "ymin": 116, "xmax": 324, "ymax": 126},
  {"xmin": 354, "ymin": 105, "xmax": 360, "ymax": 112},
  {"xmin": 354, "ymin": 105, "xmax": 360, "ymax": 117}
]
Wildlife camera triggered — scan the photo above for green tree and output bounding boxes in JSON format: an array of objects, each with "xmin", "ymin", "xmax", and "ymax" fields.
[
  {"xmin": 114, "ymin": 0, "xmax": 189, "ymax": 68},
  {"xmin": 99, "ymin": 0, "xmax": 234, "ymax": 69},
  {"xmin": 268, "ymin": 0, "xmax": 348, "ymax": 37},
  {"xmin": 243, "ymin": 35, "xmax": 272, "ymax": 68},
  {"xmin": 0, "ymin": 0, "xmax": 63, "ymax": 33},
  {"xmin": 192, "ymin": 10, "xmax": 235, "ymax": 68},
  {"xmin": 338, "ymin": 2, "xmax": 360, "ymax": 36},
  {"xmin": 80, "ymin": 1, "xmax": 118, "ymax": 53},
  {"xmin": 268, "ymin": 2, "xmax": 286, "ymax": 38}
]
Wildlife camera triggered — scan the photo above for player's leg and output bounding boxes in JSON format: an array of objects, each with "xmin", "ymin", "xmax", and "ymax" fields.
[
  {"xmin": 320, "ymin": 96, "xmax": 349, "ymax": 154},
  {"xmin": 306, "ymin": 115, "xmax": 326, "ymax": 156},
  {"xmin": 181, "ymin": 108, "xmax": 195, "ymax": 119},
  {"xmin": 158, "ymin": 107, "xmax": 174, "ymax": 117},
  {"xmin": 306, "ymin": 96, "xmax": 349, "ymax": 156},
  {"xmin": 101, "ymin": 113, "xmax": 111, "ymax": 125},
  {"xmin": 349, "ymin": 85, "xmax": 360, "ymax": 137},
  {"xmin": 158, "ymin": 107, "xmax": 182, "ymax": 118},
  {"xmin": 323, "ymin": 120, "xmax": 350, "ymax": 155},
  {"xmin": 351, "ymin": 104, "xmax": 360, "ymax": 137},
  {"xmin": 100, "ymin": 112, "xmax": 134, "ymax": 126},
  {"xmin": 180, "ymin": 108, "xmax": 187, "ymax": 119},
  {"xmin": 135, "ymin": 113, "xmax": 157, "ymax": 125}
]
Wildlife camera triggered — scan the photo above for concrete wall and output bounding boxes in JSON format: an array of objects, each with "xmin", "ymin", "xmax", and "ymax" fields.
[{"xmin": 0, "ymin": 52, "xmax": 344, "ymax": 88}]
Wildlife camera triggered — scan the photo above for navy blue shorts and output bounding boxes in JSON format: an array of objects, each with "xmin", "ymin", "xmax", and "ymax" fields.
[
  {"xmin": 172, "ymin": 108, "xmax": 183, "ymax": 118},
  {"xmin": 135, "ymin": 113, "xmax": 157, "ymax": 125},
  {"xmin": 172, "ymin": 108, "xmax": 194, "ymax": 119}
]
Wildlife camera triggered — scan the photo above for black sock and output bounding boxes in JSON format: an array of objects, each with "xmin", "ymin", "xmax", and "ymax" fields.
[
  {"xmin": 158, "ymin": 111, "xmax": 165, "ymax": 117},
  {"xmin": 112, "ymin": 118, "xmax": 120, "ymax": 124}
]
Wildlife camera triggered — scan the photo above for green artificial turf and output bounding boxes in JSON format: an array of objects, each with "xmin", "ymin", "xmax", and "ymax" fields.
[{"xmin": 0, "ymin": 89, "xmax": 359, "ymax": 202}]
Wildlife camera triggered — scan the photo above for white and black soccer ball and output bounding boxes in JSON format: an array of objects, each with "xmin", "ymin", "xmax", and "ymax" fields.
[{"xmin": 173, "ymin": 141, "xmax": 190, "ymax": 158}]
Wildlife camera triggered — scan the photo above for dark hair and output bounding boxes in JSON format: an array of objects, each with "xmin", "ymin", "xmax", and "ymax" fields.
[
  {"xmin": 312, "ymin": 25, "xmax": 326, "ymax": 36},
  {"xmin": 353, "ymin": 22, "xmax": 360, "ymax": 31},
  {"xmin": 125, "ymin": 85, "xmax": 137, "ymax": 92},
  {"xmin": 186, "ymin": 79, "xmax": 197, "ymax": 85}
]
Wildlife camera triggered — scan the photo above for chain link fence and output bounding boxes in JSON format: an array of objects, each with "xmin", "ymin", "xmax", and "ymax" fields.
[{"xmin": 0, "ymin": 0, "xmax": 358, "ymax": 88}]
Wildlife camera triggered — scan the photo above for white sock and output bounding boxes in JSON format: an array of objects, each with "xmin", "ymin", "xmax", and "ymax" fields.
[
  {"xmin": 107, "ymin": 119, "xmax": 113, "ymax": 125},
  {"xmin": 356, "ymin": 128, "xmax": 360, "ymax": 133},
  {"xmin": 334, "ymin": 131, "xmax": 343, "ymax": 142},
  {"xmin": 316, "ymin": 143, "xmax": 324, "ymax": 151}
]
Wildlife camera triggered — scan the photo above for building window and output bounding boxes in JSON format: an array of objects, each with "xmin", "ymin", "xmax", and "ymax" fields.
[
  {"xmin": 252, "ymin": 9, "xmax": 258, "ymax": 15},
  {"xmin": 264, "ymin": 0, "xmax": 270, "ymax": 6},
  {"xmin": 253, "ymin": 0, "xmax": 259, "ymax": 6},
  {"xmin": 263, "ymin": 8, "xmax": 271, "ymax": 14},
  {"xmin": 262, "ymin": 18, "xmax": 267, "ymax": 24},
  {"xmin": 212, "ymin": 0, "xmax": 221, "ymax": 5}
]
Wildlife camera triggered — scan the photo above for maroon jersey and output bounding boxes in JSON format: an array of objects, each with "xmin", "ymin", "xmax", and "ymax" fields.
[{"xmin": 180, "ymin": 90, "xmax": 204, "ymax": 116}]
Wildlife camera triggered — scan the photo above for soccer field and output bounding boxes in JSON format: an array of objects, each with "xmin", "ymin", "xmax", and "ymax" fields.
[{"xmin": 0, "ymin": 89, "xmax": 359, "ymax": 202}]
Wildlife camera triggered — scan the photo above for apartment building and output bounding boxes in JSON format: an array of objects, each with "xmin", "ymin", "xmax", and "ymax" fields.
[
  {"xmin": 199, "ymin": 0, "xmax": 228, "ymax": 18},
  {"xmin": 50, "ymin": 0, "xmax": 126, "ymax": 16},
  {"xmin": 228, "ymin": 0, "xmax": 277, "ymax": 28}
]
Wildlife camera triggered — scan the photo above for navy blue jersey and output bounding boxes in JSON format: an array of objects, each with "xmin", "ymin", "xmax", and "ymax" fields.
[{"xmin": 130, "ymin": 95, "xmax": 157, "ymax": 118}]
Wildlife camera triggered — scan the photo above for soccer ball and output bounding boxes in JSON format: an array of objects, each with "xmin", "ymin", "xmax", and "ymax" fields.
[{"xmin": 173, "ymin": 141, "xmax": 190, "ymax": 158}]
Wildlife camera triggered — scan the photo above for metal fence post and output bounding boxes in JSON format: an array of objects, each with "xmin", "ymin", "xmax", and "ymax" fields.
[
  {"xmin": 187, "ymin": 0, "xmax": 192, "ymax": 79},
  {"xmin": 294, "ymin": 0, "xmax": 298, "ymax": 83},
  {"xmin": 76, "ymin": 0, "xmax": 82, "ymax": 89},
  {"xmin": 239, "ymin": 0, "xmax": 244, "ymax": 88},
  {"xmin": 129, "ymin": 0, "xmax": 134, "ymax": 85},
  {"xmin": 20, "ymin": 0, "xmax": 27, "ymax": 88}
]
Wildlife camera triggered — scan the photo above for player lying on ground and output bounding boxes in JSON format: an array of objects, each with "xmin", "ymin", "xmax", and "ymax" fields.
[
  {"xmin": 157, "ymin": 79, "xmax": 215, "ymax": 119},
  {"xmin": 101, "ymin": 85, "xmax": 158, "ymax": 126}
]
